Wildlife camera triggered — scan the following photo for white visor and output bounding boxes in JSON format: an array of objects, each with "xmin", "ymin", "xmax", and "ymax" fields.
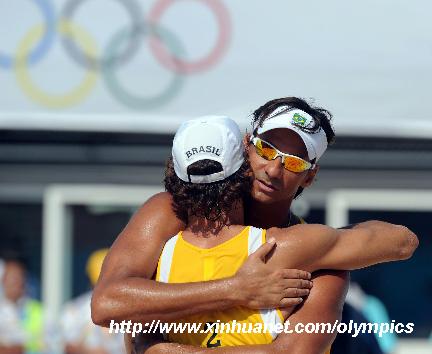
[{"xmin": 254, "ymin": 107, "xmax": 328, "ymax": 161}]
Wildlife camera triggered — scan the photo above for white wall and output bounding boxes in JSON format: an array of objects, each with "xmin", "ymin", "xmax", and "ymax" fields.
[{"xmin": 0, "ymin": 0, "xmax": 431, "ymax": 137}]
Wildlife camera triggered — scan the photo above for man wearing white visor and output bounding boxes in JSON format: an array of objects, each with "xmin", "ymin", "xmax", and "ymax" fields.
[
  {"xmin": 254, "ymin": 107, "xmax": 328, "ymax": 163},
  {"xmin": 126, "ymin": 115, "xmax": 416, "ymax": 352},
  {"xmin": 92, "ymin": 98, "xmax": 416, "ymax": 353}
]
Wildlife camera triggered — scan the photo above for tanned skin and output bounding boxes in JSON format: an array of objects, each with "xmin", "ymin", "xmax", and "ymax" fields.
[
  {"xmin": 92, "ymin": 129, "xmax": 344, "ymax": 354},
  {"xmin": 92, "ymin": 129, "xmax": 416, "ymax": 354},
  {"xmin": 130, "ymin": 200, "xmax": 417, "ymax": 354},
  {"xmin": 92, "ymin": 192, "xmax": 311, "ymax": 326}
]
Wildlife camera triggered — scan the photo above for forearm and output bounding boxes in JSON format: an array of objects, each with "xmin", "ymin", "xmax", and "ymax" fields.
[
  {"xmin": 315, "ymin": 221, "xmax": 418, "ymax": 271},
  {"xmin": 350, "ymin": 220, "xmax": 418, "ymax": 264},
  {"xmin": 269, "ymin": 271, "xmax": 349, "ymax": 354},
  {"xmin": 141, "ymin": 272, "xmax": 347, "ymax": 354},
  {"xmin": 143, "ymin": 342, "xmax": 274, "ymax": 354},
  {"xmin": 92, "ymin": 277, "xmax": 242, "ymax": 326}
]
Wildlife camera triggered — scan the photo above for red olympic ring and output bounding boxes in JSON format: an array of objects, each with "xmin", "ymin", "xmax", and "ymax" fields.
[{"xmin": 148, "ymin": 0, "xmax": 231, "ymax": 75}]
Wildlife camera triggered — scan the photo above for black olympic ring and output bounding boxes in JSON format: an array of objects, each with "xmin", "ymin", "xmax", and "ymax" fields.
[
  {"xmin": 61, "ymin": 0, "xmax": 144, "ymax": 70},
  {"xmin": 102, "ymin": 24, "xmax": 185, "ymax": 109}
]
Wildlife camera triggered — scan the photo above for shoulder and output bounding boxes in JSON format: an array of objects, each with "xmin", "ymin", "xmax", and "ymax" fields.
[
  {"xmin": 148, "ymin": 191, "xmax": 174, "ymax": 203},
  {"xmin": 267, "ymin": 224, "xmax": 336, "ymax": 245},
  {"xmin": 100, "ymin": 192, "xmax": 185, "ymax": 279},
  {"xmin": 137, "ymin": 192, "xmax": 174, "ymax": 213},
  {"xmin": 126, "ymin": 191, "xmax": 185, "ymax": 238},
  {"xmin": 265, "ymin": 224, "xmax": 340, "ymax": 271}
]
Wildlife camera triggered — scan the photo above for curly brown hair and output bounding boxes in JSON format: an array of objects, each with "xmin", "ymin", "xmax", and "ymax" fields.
[{"xmin": 164, "ymin": 156, "xmax": 251, "ymax": 223}]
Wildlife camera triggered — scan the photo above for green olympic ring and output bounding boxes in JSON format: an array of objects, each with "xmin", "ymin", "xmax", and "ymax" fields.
[{"xmin": 102, "ymin": 25, "xmax": 185, "ymax": 110}]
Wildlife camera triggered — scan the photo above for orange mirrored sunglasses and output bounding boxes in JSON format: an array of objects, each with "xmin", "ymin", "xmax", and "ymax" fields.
[{"xmin": 250, "ymin": 136, "xmax": 313, "ymax": 173}]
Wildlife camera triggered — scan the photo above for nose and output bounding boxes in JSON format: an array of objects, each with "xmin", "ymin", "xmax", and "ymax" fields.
[{"xmin": 265, "ymin": 156, "xmax": 284, "ymax": 180}]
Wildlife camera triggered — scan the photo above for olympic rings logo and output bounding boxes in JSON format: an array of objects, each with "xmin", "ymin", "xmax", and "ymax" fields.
[{"xmin": 1, "ymin": 0, "xmax": 231, "ymax": 109}]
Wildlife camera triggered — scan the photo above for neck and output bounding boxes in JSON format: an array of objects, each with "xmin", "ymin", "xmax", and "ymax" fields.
[
  {"xmin": 246, "ymin": 197, "xmax": 294, "ymax": 229},
  {"xmin": 186, "ymin": 200, "xmax": 245, "ymax": 235}
]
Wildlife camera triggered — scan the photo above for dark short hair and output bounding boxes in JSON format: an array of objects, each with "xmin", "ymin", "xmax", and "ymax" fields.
[
  {"xmin": 252, "ymin": 97, "xmax": 335, "ymax": 198},
  {"xmin": 164, "ymin": 157, "xmax": 251, "ymax": 223},
  {"xmin": 252, "ymin": 97, "xmax": 335, "ymax": 146}
]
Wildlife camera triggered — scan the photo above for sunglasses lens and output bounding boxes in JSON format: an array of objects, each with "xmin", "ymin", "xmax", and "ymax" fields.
[
  {"xmin": 283, "ymin": 156, "xmax": 310, "ymax": 172},
  {"xmin": 253, "ymin": 137, "xmax": 311, "ymax": 172},
  {"xmin": 256, "ymin": 139, "xmax": 277, "ymax": 160}
]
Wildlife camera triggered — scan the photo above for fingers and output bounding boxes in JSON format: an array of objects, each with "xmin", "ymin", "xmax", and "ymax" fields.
[
  {"xmin": 279, "ymin": 297, "xmax": 304, "ymax": 307},
  {"xmin": 281, "ymin": 269, "xmax": 311, "ymax": 280},
  {"xmin": 274, "ymin": 276, "xmax": 313, "ymax": 308},
  {"xmin": 251, "ymin": 240, "xmax": 276, "ymax": 261},
  {"xmin": 282, "ymin": 278, "xmax": 313, "ymax": 290},
  {"xmin": 284, "ymin": 286, "xmax": 310, "ymax": 298}
]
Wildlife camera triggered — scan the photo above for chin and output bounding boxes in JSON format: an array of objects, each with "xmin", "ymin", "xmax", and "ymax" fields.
[{"xmin": 251, "ymin": 189, "xmax": 280, "ymax": 204}]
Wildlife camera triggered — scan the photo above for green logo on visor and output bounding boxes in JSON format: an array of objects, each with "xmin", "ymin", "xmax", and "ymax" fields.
[{"xmin": 292, "ymin": 113, "xmax": 307, "ymax": 126}]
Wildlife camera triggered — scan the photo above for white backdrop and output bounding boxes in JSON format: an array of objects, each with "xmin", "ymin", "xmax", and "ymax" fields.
[{"xmin": 0, "ymin": 0, "xmax": 431, "ymax": 136}]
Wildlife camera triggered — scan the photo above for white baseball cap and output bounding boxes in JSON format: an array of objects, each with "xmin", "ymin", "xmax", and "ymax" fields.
[
  {"xmin": 172, "ymin": 116, "xmax": 245, "ymax": 183},
  {"xmin": 253, "ymin": 106, "xmax": 328, "ymax": 161}
]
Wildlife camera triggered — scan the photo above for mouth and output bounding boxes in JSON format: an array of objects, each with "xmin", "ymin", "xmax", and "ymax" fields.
[{"xmin": 256, "ymin": 179, "xmax": 278, "ymax": 192}]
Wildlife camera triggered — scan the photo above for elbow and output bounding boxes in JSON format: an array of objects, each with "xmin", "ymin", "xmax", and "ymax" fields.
[
  {"xmin": 91, "ymin": 287, "xmax": 115, "ymax": 327},
  {"xmin": 397, "ymin": 226, "xmax": 419, "ymax": 260}
]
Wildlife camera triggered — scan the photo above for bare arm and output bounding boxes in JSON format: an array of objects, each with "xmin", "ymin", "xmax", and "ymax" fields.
[
  {"xmin": 92, "ymin": 193, "xmax": 310, "ymax": 327},
  {"xmin": 268, "ymin": 270, "xmax": 348, "ymax": 354},
  {"xmin": 92, "ymin": 192, "xmax": 235, "ymax": 326},
  {"xmin": 268, "ymin": 220, "xmax": 418, "ymax": 272},
  {"xmin": 135, "ymin": 220, "xmax": 415, "ymax": 353}
]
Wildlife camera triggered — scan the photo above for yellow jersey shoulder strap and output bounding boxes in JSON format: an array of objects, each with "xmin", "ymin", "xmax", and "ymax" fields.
[{"xmin": 247, "ymin": 227, "xmax": 284, "ymax": 340}]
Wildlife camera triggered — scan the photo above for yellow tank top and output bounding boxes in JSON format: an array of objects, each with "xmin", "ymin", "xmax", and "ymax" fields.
[{"xmin": 156, "ymin": 226, "xmax": 284, "ymax": 347}]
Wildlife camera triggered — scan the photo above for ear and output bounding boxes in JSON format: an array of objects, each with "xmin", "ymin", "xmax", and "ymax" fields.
[
  {"xmin": 243, "ymin": 134, "xmax": 251, "ymax": 150},
  {"xmin": 301, "ymin": 164, "xmax": 320, "ymax": 188}
]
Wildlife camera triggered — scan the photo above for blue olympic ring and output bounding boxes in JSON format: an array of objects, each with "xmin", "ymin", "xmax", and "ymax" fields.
[{"xmin": 0, "ymin": 0, "xmax": 56, "ymax": 69}]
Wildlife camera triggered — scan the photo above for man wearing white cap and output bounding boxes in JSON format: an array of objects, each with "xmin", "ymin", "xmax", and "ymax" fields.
[{"xmin": 92, "ymin": 98, "xmax": 413, "ymax": 353}]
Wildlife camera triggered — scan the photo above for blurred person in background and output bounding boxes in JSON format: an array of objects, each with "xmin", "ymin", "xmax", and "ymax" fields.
[
  {"xmin": 0, "ymin": 256, "xmax": 44, "ymax": 354},
  {"xmin": 60, "ymin": 249, "xmax": 125, "ymax": 354}
]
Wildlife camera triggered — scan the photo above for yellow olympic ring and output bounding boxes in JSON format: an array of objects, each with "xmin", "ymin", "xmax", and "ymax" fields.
[{"xmin": 14, "ymin": 21, "xmax": 98, "ymax": 109}]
